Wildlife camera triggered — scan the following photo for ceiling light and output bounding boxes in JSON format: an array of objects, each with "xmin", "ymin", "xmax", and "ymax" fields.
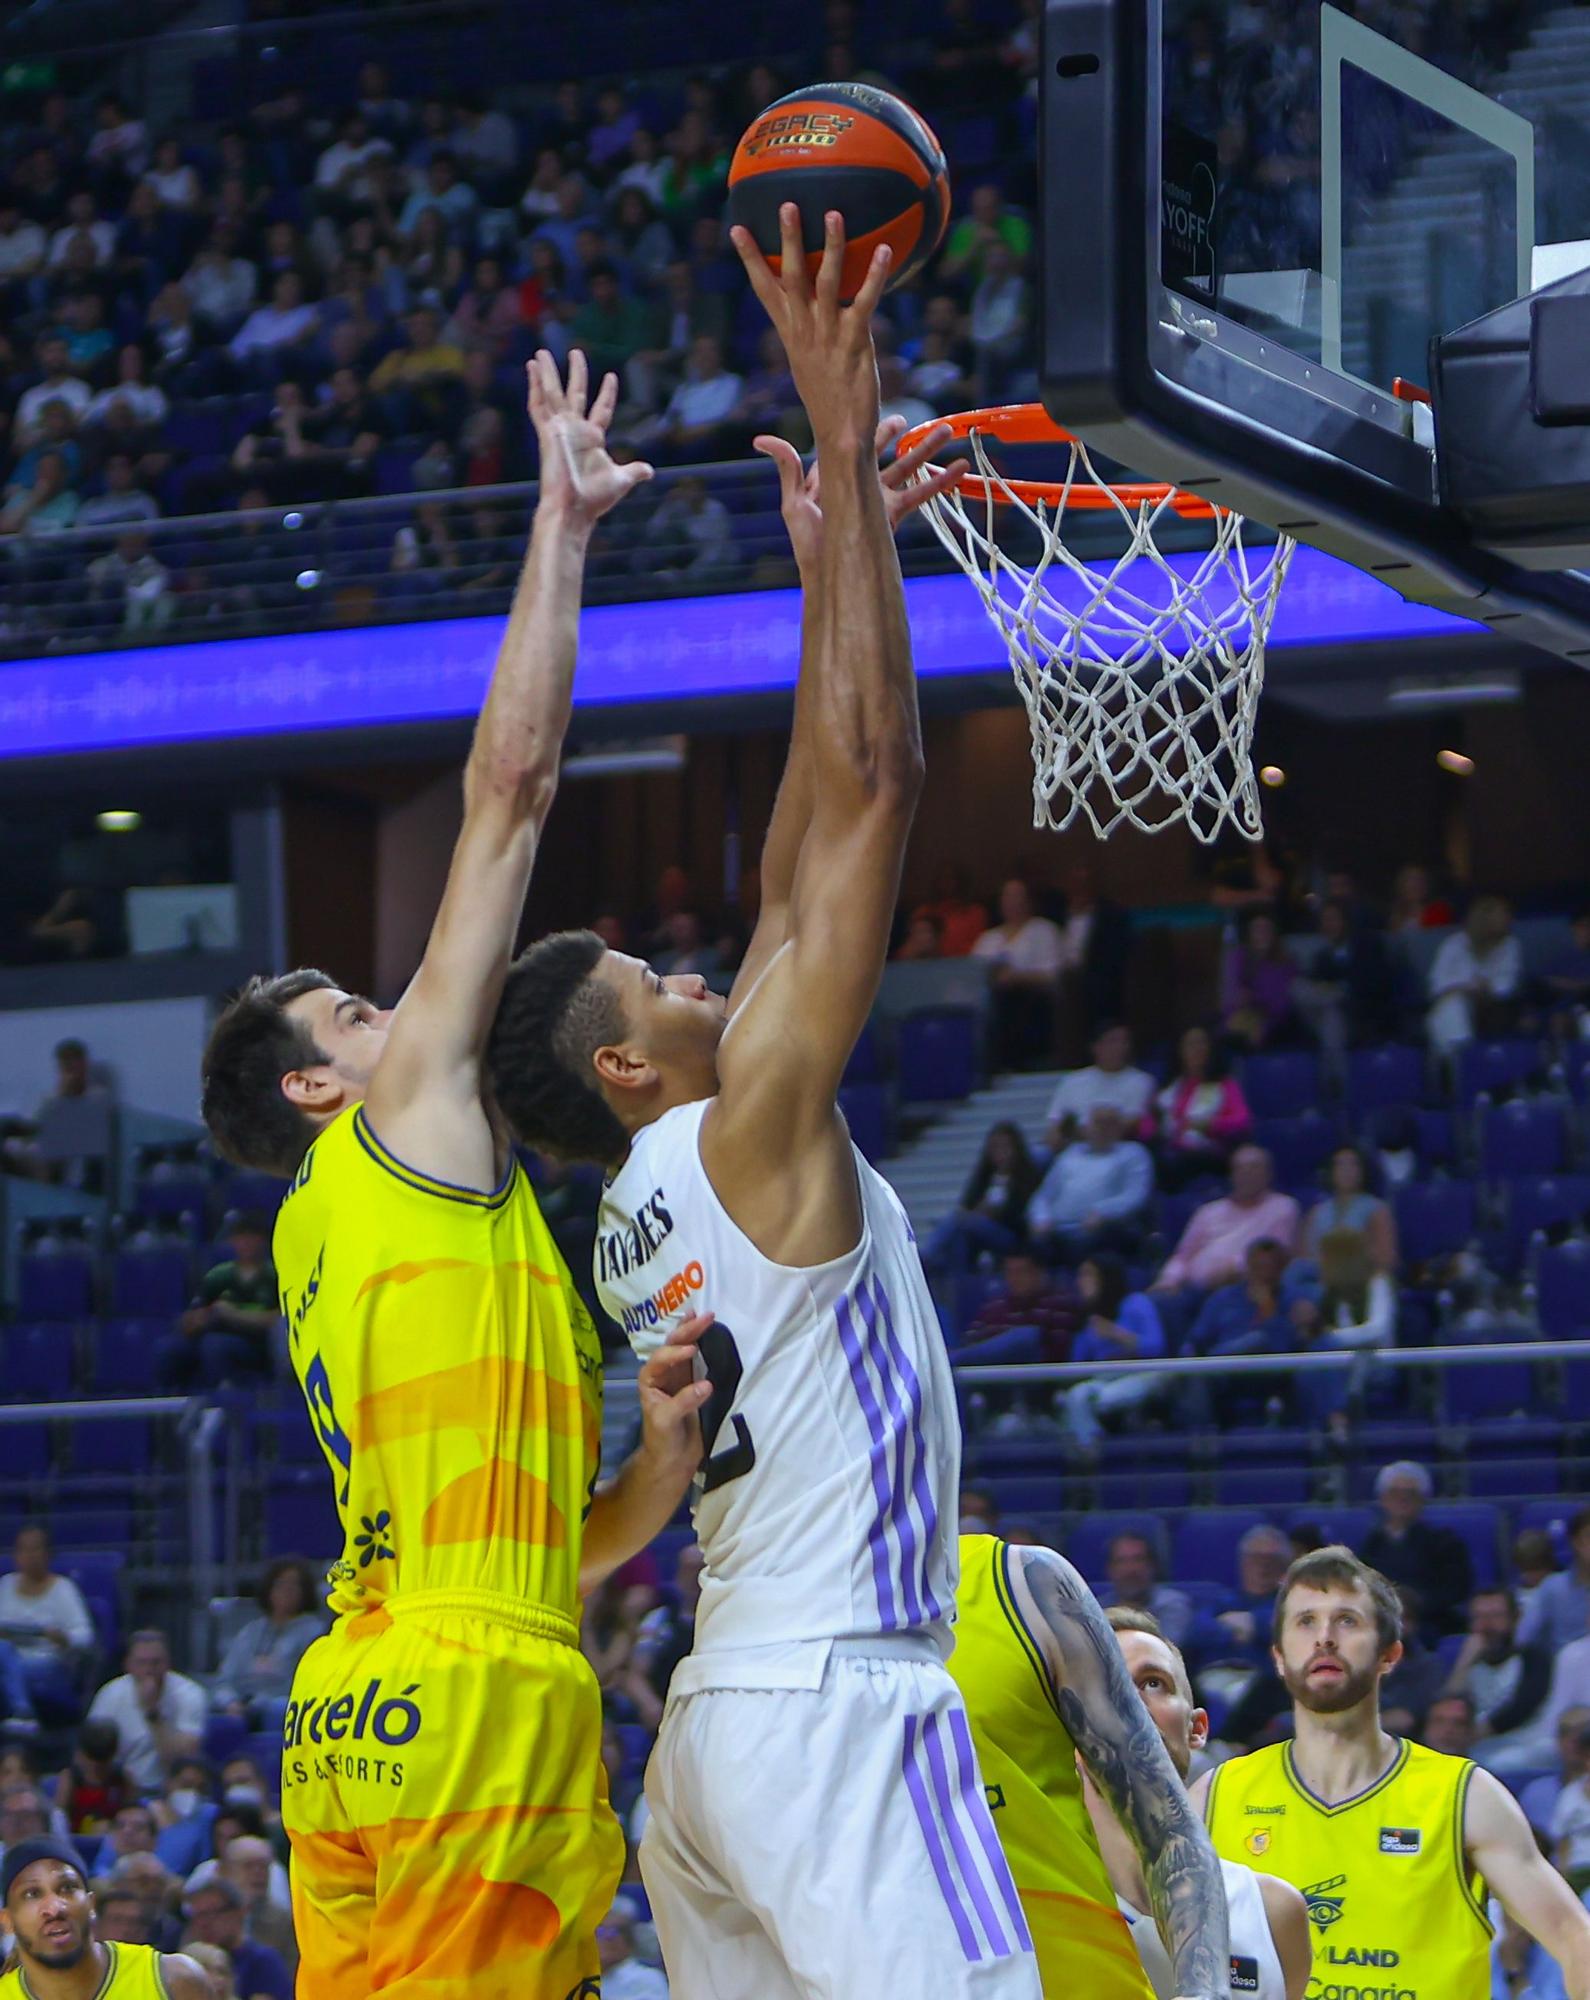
[
  {"xmin": 1387, "ymin": 674, "xmax": 1520, "ymax": 708},
  {"xmin": 96, "ymin": 809, "xmax": 141, "ymax": 832},
  {"xmin": 1259, "ymin": 765, "xmax": 1286, "ymax": 788},
  {"xmin": 1436, "ymin": 749, "xmax": 1475, "ymax": 775}
]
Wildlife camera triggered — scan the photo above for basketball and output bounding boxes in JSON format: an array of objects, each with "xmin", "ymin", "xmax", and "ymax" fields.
[{"xmin": 726, "ymin": 82, "xmax": 950, "ymax": 301}]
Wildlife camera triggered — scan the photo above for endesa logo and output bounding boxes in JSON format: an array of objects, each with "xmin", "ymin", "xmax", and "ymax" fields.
[
  {"xmin": 745, "ymin": 110, "xmax": 856, "ymax": 155},
  {"xmin": 620, "ymin": 1260, "xmax": 707, "ymax": 1336}
]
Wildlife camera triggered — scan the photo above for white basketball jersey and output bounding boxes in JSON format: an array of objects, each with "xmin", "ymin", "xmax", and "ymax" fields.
[
  {"xmin": 1121, "ymin": 1859, "xmax": 1285, "ymax": 2000},
  {"xmin": 595, "ymin": 1098, "xmax": 960, "ymax": 1675}
]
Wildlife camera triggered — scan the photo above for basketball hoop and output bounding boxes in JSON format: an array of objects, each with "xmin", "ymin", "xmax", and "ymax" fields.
[{"xmin": 897, "ymin": 404, "xmax": 1296, "ymax": 843}]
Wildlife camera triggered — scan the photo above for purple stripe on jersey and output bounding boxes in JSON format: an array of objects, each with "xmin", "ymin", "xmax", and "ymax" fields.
[
  {"xmin": 836, "ymin": 1289, "xmax": 901, "ymax": 1631},
  {"xmin": 921, "ymin": 1710, "xmax": 1012, "ymax": 1960},
  {"xmin": 948, "ymin": 1704, "xmax": 1034, "ymax": 1952},
  {"xmin": 901, "ymin": 1713, "xmax": 981, "ymax": 1964},
  {"xmin": 872, "ymin": 1275, "xmax": 944, "ymax": 1622},
  {"xmin": 857, "ymin": 1279, "xmax": 925, "ymax": 1627}
]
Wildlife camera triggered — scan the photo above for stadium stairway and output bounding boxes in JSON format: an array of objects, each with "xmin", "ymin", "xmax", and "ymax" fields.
[{"xmin": 883, "ymin": 1069, "xmax": 1061, "ymax": 1245}]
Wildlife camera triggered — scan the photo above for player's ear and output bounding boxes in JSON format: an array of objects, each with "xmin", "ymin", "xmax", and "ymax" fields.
[
  {"xmin": 593, "ymin": 1040, "xmax": 656, "ymax": 1094},
  {"xmin": 1189, "ymin": 1706, "xmax": 1210, "ymax": 1753},
  {"xmin": 1270, "ymin": 1643, "xmax": 1285, "ymax": 1680},
  {"xmin": 281, "ymin": 1063, "xmax": 340, "ymax": 1113},
  {"xmin": 1378, "ymin": 1639, "xmax": 1404, "ymax": 1679}
]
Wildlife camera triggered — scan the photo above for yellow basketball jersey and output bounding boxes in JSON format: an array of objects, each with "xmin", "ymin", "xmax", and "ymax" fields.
[
  {"xmin": 0, "ymin": 1942, "xmax": 169, "ymax": 1996},
  {"xmin": 272, "ymin": 1103, "xmax": 605, "ymax": 1622},
  {"xmin": 1206, "ymin": 1736, "xmax": 1491, "ymax": 1997},
  {"xmin": 946, "ymin": 1533, "xmax": 1155, "ymax": 1997}
]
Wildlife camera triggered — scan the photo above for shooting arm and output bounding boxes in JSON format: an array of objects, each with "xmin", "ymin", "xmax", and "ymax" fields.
[
  {"xmin": 1468, "ymin": 1766, "xmax": 1590, "ymax": 2000},
  {"xmin": 1006, "ymin": 1546, "xmax": 1231, "ymax": 1999}
]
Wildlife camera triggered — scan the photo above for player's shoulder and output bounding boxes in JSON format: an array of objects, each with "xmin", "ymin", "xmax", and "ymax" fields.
[{"xmin": 156, "ymin": 1950, "xmax": 212, "ymax": 1999}]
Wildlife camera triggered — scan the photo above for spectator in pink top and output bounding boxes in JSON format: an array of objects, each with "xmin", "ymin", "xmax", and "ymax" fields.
[
  {"xmin": 1139, "ymin": 1024, "xmax": 1252, "ymax": 1189},
  {"xmin": 1152, "ymin": 1144, "xmax": 1300, "ymax": 1294}
]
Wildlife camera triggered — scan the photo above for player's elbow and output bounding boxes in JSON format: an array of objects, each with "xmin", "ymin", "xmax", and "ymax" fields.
[
  {"xmin": 464, "ymin": 745, "xmax": 559, "ymax": 828},
  {"xmin": 847, "ymin": 734, "xmax": 925, "ymax": 814}
]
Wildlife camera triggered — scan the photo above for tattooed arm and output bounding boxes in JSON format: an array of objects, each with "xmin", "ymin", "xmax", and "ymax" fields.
[{"xmin": 1004, "ymin": 1545, "xmax": 1231, "ymax": 2000}]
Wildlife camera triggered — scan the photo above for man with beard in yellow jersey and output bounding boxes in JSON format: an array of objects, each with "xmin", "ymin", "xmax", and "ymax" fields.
[
  {"xmin": 948, "ymin": 1533, "xmax": 1232, "ymax": 2000},
  {"xmin": 199, "ymin": 353, "xmax": 711, "ymax": 1999},
  {"xmin": 1, "ymin": 1842, "xmax": 208, "ymax": 1999},
  {"xmin": 1194, "ymin": 1547, "xmax": 1590, "ymax": 2000}
]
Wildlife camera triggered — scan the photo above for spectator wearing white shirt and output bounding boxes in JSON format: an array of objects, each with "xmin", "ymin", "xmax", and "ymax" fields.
[
  {"xmin": 1026, "ymin": 1103, "xmax": 1155, "ymax": 1263},
  {"xmin": 85, "ymin": 93, "xmax": 149, "ymax": 181},
  {"xmin": 598, "ymin": 1898, "xmax": 669, "ymax": 1997},
  {"xmin": 143, "ymin": 137, "xmax": 201, "ymax": 212},
  {"xmin": 15, "ymin": 336, "xmax": 93, "ymax": 443},
  {"xmin": 657, "ymin": 335, "xmax": 745, "ymax": 455},
  {"xmin": 313, "ymin": 113, "xmax": 394, "ymax": 211},
  {"xmin": 228, "ymin": 271, "xmax": 319, "ymax": 369},
  {"xmin": 48, "ymin": 191, "xmax": 115, "ymax": 269},
  {"xmin": 1427, "ymin": 896, "xmax": 1523, "ymax": 1054},
  {"xmin": 182, "ymin": 229, "xmax": 258, "ymax": 334},
  {"xmin": 973, "ymin": 877, "xmax": 1066, "ymax": 1069},
  {"xmin": 395, "ymin": 150, "xmax": 479, "ymax": 241},
  {"xmin": 76, "ymin": 452, "xmax": 162, "ymax": 529},
  {"xmin": 87, "ymin": 1631, "xmax": 207, "ymax": 1795},
  {"xmin": 451, "ymin": 93, "xmax": 519, "ymax": 189},
  {"xmin": 85, "ymin": 345, "xmax": 170, "ymax": 431},
  {"xmin": 1043, "ymin": 1022, "xmax": 1155, "ymax": 1149},
  {"xmin": 0, "ymin": 201, "xmax": 46, "ymax": 287},
  {"xmin": 0, "ymin": 1523, "xmax": 93, "ymax": 1723},
  {"xmin": 1523, "ymin": 1509, "xmax": 1590, "ymax": 1656}
]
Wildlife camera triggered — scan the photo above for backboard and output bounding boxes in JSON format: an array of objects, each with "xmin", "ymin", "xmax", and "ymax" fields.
[{"xmin": 1039, "ymin": 0, "xmax": 1590, "ymax": 661}]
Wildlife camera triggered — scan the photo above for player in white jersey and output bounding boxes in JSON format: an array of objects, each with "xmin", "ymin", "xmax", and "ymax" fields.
[
  {"xmin": 486, "ymin": 210, "xmax": 1041, "ymax": 1996},
  {"xmin": 1089, "ymin": 1610, "xmax": 1310, "ymax": 2000}
]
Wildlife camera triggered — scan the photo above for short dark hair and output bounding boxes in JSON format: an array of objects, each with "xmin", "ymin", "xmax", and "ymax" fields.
[
  {"xmin": 215, "ymin": 1802, "xmax": 265, "ymax": 1841},
  {"xmin": 201, "ymin": 970, "xmax": 338, "ymax": 1174},
  {"xmin": 1108, "ymin": 1531, "xmax": 1157, "ymax": 1572},
  {"xmin": 55, "ymin": 1038, "xmax": 87, "ymax": 1061},
  {"xmin": 76, "ymin": 1720, "xmax": 120, "ymax": 1764},
  {"xmin": 1273, "ymin": 1545, "xmax": 1402, "ymax": 1652},
  {"xmin": 487, "ymin": 931, "xmax": 630, "ymax": 1164},
  {"xmin": 1081, "ymin": 1250, "xmax": 1130, "ymax": 1320},
  {"xmin": 188, "ymin": 1875, "xmax": 244, "ymax": 1912}
]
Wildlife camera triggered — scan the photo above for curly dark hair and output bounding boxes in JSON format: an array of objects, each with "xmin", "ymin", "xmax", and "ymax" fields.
[
  {"xmin": 487, "ymin": 930, "xmax": 632, "ymax": 1165},
  {"xmin": 201, "ymin": 969, "xmax": 338, "ymax": 1176},
  {"xmin": 257, "ymin": 1555, "xmax": 320, "ymax": 1618}
]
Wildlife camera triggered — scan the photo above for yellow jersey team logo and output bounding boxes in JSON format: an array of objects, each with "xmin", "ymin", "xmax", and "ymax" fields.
[
  {"xmin": 1303, "ymin": 1876, "xmax": 1348, "ymax": 1930},
  {"xmin": 1244, "ymin": 1828, "xmax": 1270, "ymax": 1857}
]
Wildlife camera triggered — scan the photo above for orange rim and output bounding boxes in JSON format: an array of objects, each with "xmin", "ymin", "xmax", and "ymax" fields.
[{"xmin": 896, "ymin": 403, "xmax": 1221, "ymax": 518}]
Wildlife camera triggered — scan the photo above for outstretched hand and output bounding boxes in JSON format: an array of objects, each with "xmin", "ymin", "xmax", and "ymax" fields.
[
  {"xmin": 528, "ymin": 349, "xmax": 653, "ymax": 525},
  {"xmin": 730, "ymin": 205, "xmax": 891, "ymax": 449},
  {"xmin": 754, "ymin": 415, "xmax": 963, "ymax": 572}
]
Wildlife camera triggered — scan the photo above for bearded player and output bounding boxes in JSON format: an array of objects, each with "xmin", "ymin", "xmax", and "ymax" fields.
[
  {"xmin": 1, "ymin": 1842, "xmax": 207, "ymax": 1998},
  {"xmin": 486, "ymin": 210, "xmax": 1046, "ymax": 1996},
  {"xmin": 199, "ymin": 355, "xmax": 710, "ymax": 1997},
  {"xmin": 1195, "ymin": 1546, "xmax": 1590, "ymax": 1997}
]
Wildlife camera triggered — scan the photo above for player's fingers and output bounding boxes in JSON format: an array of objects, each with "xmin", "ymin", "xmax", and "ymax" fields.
[
  {"xmin": 525, "ymin": 357, "xmax": 543, "ymax": 420},
  {"xmin": 847, "ymin": 242, "xmax": 893, "ymax": 325},
  {"xmin": 729, "ymin": 223, "xmax": 782, "ymax": 315},
  {"xmin": 590, "ymin": 368, "xmax": 620, "ymax": 430},
  {"xmin": 892, "ymin": 461, "xmax": 967, "ymax": 517},
  {"xmin": 814, "ymin": 209, "xmax": 844, "ymax": 313},
  {"xmin": 668, "ymin": 1311, "xmax": 714, "ymax": 1349},
  {"xmin": 752, "ymin": 433, "xmax": 805, "ymax": 502},
  {"xmin": 619, "ymin": 459, "xmax": 655, "ymax": 490},
  {"xmin": 533, "ymin": 347, "xmax": 562, "ymax": 415},
  {"xmin": 883, "ymin": 420, "xmax": 953, "ymax": 484},
  {"xmin": 874, "ymin": 413, "xmax": 908, "ymax": 457},
  {"xmin": 778, "ymin": 202, "xmax": 808, "ymax": 305},
  {"xmin": 566, "ymin": 346, "xmax": 589, "ymax": 418}
]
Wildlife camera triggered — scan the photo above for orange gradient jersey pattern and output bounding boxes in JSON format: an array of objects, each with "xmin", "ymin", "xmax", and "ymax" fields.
[{"xmin": 272, "ymin": 1104, "xmax": 605, "ymax": 1621}]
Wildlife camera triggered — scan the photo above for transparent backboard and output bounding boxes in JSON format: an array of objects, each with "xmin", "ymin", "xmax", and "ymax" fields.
[{"xmin": 1040, "ymin": 0, "xmax": 1590, "ymax": 658}]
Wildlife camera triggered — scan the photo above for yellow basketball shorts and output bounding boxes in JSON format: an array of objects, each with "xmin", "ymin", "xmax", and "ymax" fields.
[{"xmin": 281, "ymin": 1590, "xmax": 623, "ymax": 1999}]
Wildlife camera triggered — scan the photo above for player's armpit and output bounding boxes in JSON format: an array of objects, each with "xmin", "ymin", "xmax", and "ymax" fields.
[
  {"xmin": 1256, "ymin": 1874, "xmax": 1313, "ymax": 2000},
  {"xmin": 1005, "ymin": 1545, "xmax": 1232, "ymax": 2000},
  {"xmin": 1466, "ymin": 1765, "xmax": 1590, "ymax": 1994}
]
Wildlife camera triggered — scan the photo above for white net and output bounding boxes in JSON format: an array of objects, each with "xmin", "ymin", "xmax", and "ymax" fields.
[{"xmin": 915, "ymin": 426, "xmax": 1296, "ymax": 843}]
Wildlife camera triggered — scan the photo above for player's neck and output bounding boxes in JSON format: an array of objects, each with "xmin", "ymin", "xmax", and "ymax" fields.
[
  {"xmin": 19, "ymin": 1941, "xmax": 113, "ymax": 1998},
  {"xmin": 1288, "ymin": 1701, "xmax": 1398, "ymax": 1804}
]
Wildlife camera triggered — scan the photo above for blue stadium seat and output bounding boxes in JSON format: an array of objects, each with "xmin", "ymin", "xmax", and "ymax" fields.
[
  {"xmin": 1170, "ymin": 1511, "xmax": 1266, "ymax": 1591},
  {"xmin": 1464, "ymin": 1426, "xmax": 1563, "ymax": 1498},
  {"xmin": 1290, "ymin": 1505, "xmax": 1376, "ymax": 1549},
  {"xmin": 1210, "ymin": 1461, "xmax": 1314, "ymax": 1508},
  {"xmin": 1346, "ymin": 1046, "xmax": 1427, "ymax": 1119},
  {"xmin": 17, "ymin": 1253, "xmax": 94, "ymax": 1322},
  {"xmin": 1536, "ymin": 1240, "xmax": 1590, "ymax": 1339},
  {"xmin": 203, "ymin": 1713, "xmax": 250, "ymax": 1766},
  {"xmin": 1425, "ymin": 1503, "xmax": 1503, "ymax": 1588},
  {"xmin": 1095, "ymin": 1469, "xmax": 1194, "ymax": 1510},
  {"xmin": 70, "ymin": 1421, "xmax": 152, "ymax": 1478},
  {"xmin": 982, "ymin": 1472, "xmax": 1064, "ymax": 1518},
  {"xmin": 1393, "ymin": 1180, "xmax": 1476, "ymax": 1264},
  {"xmin": 837, "ymin": 1082, "xmax": 890, "ymax": 1164},
  {"xmin": 111, "ymin": 1246, "xmax": 191, "ymax": 1317},
  {"xmin": 51, "ymin": 1505, "xmax": 135, "ymax": 1549},
  {"xmin": 2, "ymin": 1322, "xmax": 75, "ymax": 1404},
  {"xmin": 215, "ymin": 1171, "xmax": 287, "ymax": 1216},
  {"xmin": 1456, "ymin": 1039, "xmax": 1547, "ymax": 1106},
  {"xmin": 1251, "ymin": 1112, "xmax": 1343, "ymax": 1188},
  {"xmin": 1060, "ymin": 1512, "xmax": 1167, "ymax": 1583},
  {"xmin": 91, "ymin": 1319, "xmax": 165, "ymax": 1396},
  {"xmin": 1241, "ymin": 1052, "xmax": 1322, "ymax": 1119},
  {"xmin": 842, "ymin": 1023, "xmax": 884, "ymax": 1086},
  {"xmin": 1443, "ymin": 1353, "xmax": 1538, "ymax": 1423},
  {"xmin": 1492, "ymin": 1175, "xmax": 1590, "ymax": 1274},
  {"xmin": 0, "ymin": 1417, "xmax": 51, "ymax": 1480},
  {"xmin": 264, "ymin": 1470, "xmax": 342, "ymax": 1562},
  {"xmin": 134, "ymin": 1174, "xmax": 211, "ymax": 1224},
  {"xmin": 1479, "ymin": 1100, "xmax": 1570, "ymax": 1178},
  {"xmin": 897, "ymin": 1009, "xmax": 979, "ymax": 1102}
]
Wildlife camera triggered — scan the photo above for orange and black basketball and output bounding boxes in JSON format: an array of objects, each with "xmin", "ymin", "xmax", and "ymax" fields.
[{"xmin": 726, "ymin": 82, "xmax": 950, "ymax": 302}]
